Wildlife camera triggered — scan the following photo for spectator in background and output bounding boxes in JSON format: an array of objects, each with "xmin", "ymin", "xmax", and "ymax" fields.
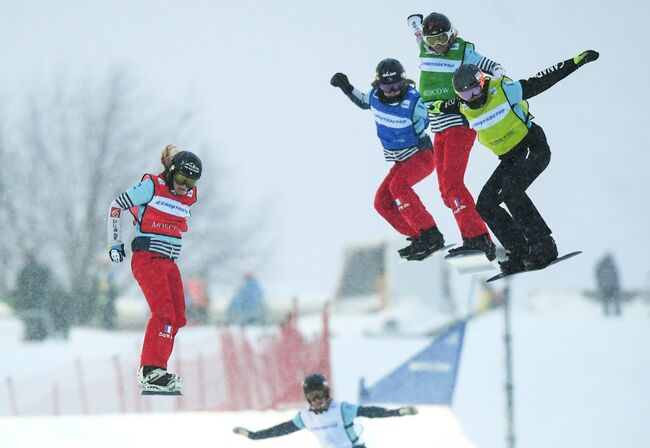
[
  {"xmin": 95, "ymin": 259, "xmax": 118, "ymax": 329},
  {"xmin": 595, "ymin": 253, "xmax": 621, "ymax": 317},
  {"xmin": 226, "ymin": 272, "xmax": 266, "ymax": 325},
  {"xmin": 14, "ymin": 252, "xmax": 53, "ymax": 341},
  {"xmin": 47, "ymin": 283, "xmax": 73, "ymax": 339},
  {"xmin": 185, "ymin": 272, "xmax": 210, "ymax": 325}
]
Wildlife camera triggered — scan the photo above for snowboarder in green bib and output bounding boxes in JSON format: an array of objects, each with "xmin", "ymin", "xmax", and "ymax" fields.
[
  {"xmin": 432, "ymin": 50, "xmax": 599, "ymax": 274},
  {"xmin": 406, "ymin": 12, "xmax": 506, "ymax": 260}
]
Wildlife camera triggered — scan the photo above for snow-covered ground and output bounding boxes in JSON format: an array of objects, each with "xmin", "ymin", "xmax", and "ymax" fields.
[{"xmin": 1, "ymin": 291, "xmax": 649, "ymax": 447}]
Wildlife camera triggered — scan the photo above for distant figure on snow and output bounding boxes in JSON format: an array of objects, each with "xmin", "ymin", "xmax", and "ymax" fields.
[
  {"xmin": 226, "ymin": 272, "xmax": 266, "ymax": 325},
  {"xmin": 14, "ymin": 252, "xmax": 53, "ymax": 341},
  {"xmin": 595, "ymin": 253, "xmax": 621, "ymax": 316}
]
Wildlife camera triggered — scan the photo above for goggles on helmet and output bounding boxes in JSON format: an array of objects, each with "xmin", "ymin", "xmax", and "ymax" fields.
[
  {"xmin": 173, "ymin": 172, "xmax": 199, "ymax": 188},
  {"xmin": 456, "ymin": 84, "xmax": 484, "ymax": 101},
  {"xmin": 379, "ymin": 80, "xmax": 404, "ymax": 93},
  {"xmin": 423, "ymin": 29, "xmax": 453, "ymax": 48},
  {"xmin": 455, "ymin": 69, "xmax": 485, "ymax": 102}
]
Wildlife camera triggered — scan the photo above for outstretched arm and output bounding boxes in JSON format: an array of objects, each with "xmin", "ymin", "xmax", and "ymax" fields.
[
  {"xmin": 465, "ymin": 47, "xmax": 506, "ymax": 78},
  {"xmin": 407, "ymin": 14, "xmax": 424, "ymax": 46},
  {"xmin": 233, "ymin": 421, "xmax": 301, "ymax": 440},
  {"xmin": 520, "ymin": 50, "xmax": 599, "ymax": 100},
  {"xmin": 356, "ymin": 405, "xmax": 418, "ymax": 418},
  {"xmin": 330, "ymin": 73, "xmax": 371, "ymax": 110}
]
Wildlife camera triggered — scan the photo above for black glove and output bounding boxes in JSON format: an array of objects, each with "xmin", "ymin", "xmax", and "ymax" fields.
[
  {"xmin": 573, "ymin": 50, "xmax": 599, "ymax": 67},
  {"xmin": 109, "ymin": 243, "xmax": 126, "ymax": 264},
  {"xmin": 429, "ymin": 99, "xmax": 458, "ymax": 115},
  {"xmin": 330, "ymin": 72, "xmax": 353, "ymax": 94},
  {"xmin": 233, "ymin": 427, "xmax": 251, "ymax": 438}
]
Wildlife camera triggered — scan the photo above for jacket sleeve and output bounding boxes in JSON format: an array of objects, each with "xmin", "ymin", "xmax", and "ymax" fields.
[
  {"xmin": 248, "ymin": 420, "xmax": 302, "ymax": 440},
  {"xmin": 341, "ymin": 87, "xmax": 371, "ymax": 110},
  {"xmin": 520, "ymin": 57, "xmax": 582, "ymax": 100},
  {"xmin": 356, "ymin": 405, "xmax": 402, "ymax": 418},
  {"xmin": 106, "ymin": 178, "xmax": 155, "ymax": 247}
]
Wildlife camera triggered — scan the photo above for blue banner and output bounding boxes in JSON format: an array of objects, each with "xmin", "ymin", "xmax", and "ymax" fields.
[{"xmin": 359, "ymin": 320, "xmax": 466, "ymax": 405}]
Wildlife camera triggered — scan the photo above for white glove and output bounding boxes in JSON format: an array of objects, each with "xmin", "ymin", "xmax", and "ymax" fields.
[
  {"xmin": 233, "ymin": 427, "xmax": 251, "ymax": 438},
  {"xmin": 407, "ymin": 13, "xmax": 423, "ymax": 30},
  {"xmin": 109, "ymin": 243, "xmax": 126, "ymax": 264},
  {"xmin": 398, "ymin": 406, "xmax": 418, "ymax": 416},
  {"xmin": 407, "ymin": 14, "xmax": 423, "ymax": 43},
  {"xmin": 492, "ymin": 66, "xmax": 507, "ymax": 78}
]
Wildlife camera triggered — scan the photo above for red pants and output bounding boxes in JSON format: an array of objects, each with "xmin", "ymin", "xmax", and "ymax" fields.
[
  {"xmin": 374, "ymin": 149, "xmax": 436, "ymax": 237},
  {"xmin": 131, "ymin": 251, "xmax": 186, "ymax": 369},
  {"xmin": 433, "ymin": 126, "xmax": 489, "ymax": 239}
]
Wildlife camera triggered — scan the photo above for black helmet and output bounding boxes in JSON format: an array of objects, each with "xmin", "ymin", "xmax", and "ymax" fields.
[
  {"xmin": 422, "ymin": 13, "xmax": 452, "ymax": 36},
  {"xmin": 453, "ymin": 64, "xmax": 488, "ymax": 108},
  {"xmin": 167, "ymin": 151, "xmax": 202, "ymax": 189},
  {"xmin": 170, "ymin": 151, "xmax": 202, "ymax": 179},
  {"xmin": 375, "ymin": 58, "xmax": 405, "ymax": 84},
  {"xmin": 302, "ymin": 373, "xmax": 329, "ymax": 394}
]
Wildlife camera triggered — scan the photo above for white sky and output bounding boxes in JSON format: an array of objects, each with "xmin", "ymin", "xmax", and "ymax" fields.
[{"xmin": 1, "ymin": 0, "xmax": 648, "ymax": 300}]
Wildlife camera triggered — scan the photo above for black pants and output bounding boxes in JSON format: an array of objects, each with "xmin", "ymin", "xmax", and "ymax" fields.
[{"xmin": 476, "ymin": 122, "xmax": 552, "ymax": 254}]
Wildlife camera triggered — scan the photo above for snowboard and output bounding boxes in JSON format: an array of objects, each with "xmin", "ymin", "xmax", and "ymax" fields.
[
  {"xmin": 142, "ymin": 390, "xmax": 183, "ymax": 396},
  {"xmin": 486, "ymin": 251, "xmax": 582, "ymax": 283},
  {"xmin": 444, "ymin": 249, "xmax": 497, "ymax": 275},
  {"xmin": 398, "ymin": 243, "xmax": 456, "ymax": 264}
]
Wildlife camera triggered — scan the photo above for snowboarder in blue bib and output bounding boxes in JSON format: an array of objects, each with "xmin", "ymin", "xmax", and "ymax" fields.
[
  {"xmin": 432, "ymin": 50, "xmax": 599, "ymax": 274},
  {"xmin": 233, "ymin": 373, "xmax": 418, "ymax": 448},
  {"xmin": 330, "ymin": 59, "xmax": 445, "ymax": 261}
]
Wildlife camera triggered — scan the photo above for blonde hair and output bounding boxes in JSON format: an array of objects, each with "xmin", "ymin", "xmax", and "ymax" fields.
[{"xmin": 161, "ymin": 144, "xmax": 183, "ymax": 171}]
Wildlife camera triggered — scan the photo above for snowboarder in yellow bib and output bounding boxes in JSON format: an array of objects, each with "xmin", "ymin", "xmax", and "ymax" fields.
[{"xmin": 431, "ymin": 50, "xmax": 599, "ymax": 274}]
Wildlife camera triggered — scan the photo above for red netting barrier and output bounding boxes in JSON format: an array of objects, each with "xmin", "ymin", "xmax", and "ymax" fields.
[{"xmin": 1, "ymin": 305, "xmax": 330, "ymax": 416}]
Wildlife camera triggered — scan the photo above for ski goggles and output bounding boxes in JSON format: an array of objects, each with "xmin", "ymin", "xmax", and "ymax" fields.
[
  {"xmin": 423, "ymin": 29, "xmax": 453, "ymax": 47},
  {"xmin": 379, "ymin": 80, "xmax": 404, "ymax": 92},
  {"xmin": 456, "ymin": 85, "xmax": 483, "ymax": 101},
  {"xmin": 306, "ymin": 391, "xmax": 328, "ymax": 403},
  {"xmin": 173, "ymin": 172, "xmax": 199, "ymax": 187}
]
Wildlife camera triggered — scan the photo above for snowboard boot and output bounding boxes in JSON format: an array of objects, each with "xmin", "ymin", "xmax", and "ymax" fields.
[
  {"xmin": 398, "ymin": 236, "xmax": 418, "ymax": 259},
  {"xmin": 405, "ymin": 226, "xmax": 445, "ymax": 261},
  {"xmin": 447, "ymin": 233, "xmax": 497, "ymax": 261},
  {"xmin": 138, "ymin": 366, "xmax": 182, "ymax": 395},
  {"xmin": 498, "ymin": 251, "xmax": 527, "ymax": 275},
  {"xmin": 524, "ymin": 236, "xmax": 558, "ymax": 270}
]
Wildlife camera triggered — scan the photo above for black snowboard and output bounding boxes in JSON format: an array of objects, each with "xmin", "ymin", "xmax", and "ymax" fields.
[
  {"xmin": 486, "ymin": 251, "xmax": 582, "ymax": 283},
  {"xmin": 142, "ymin": 390, "xmax": 183, "ymax": 396}
]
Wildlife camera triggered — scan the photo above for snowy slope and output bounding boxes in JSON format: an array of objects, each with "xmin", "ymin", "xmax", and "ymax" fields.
[
  {"xmin": 1, "ymin": 291, "xmax": 649, "ymax": 447},
  {"xmin": 0, "ymin": 406, "xmax": 474, "ymax": 448}
]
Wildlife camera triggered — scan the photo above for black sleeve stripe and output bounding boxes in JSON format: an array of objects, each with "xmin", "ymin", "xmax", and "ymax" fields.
[
  {"xmin": 477, "ymin": 57, "xmax": 499, "ymax": 74},
  {"xmin": 116, "ymin": 192, "xmax": 134, "ymax": 209}
]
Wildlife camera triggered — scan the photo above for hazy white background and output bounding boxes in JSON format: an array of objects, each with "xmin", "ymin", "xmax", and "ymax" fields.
[{"xmin": 1, "ymin": 0, "xmax": 647, "ymax": 299}]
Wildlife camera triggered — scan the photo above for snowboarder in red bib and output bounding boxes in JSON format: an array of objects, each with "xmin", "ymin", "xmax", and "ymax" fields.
[
  {"xmin": 106, "ymin": 144, "xmax": 202, "ymax": 395},
  {"xmin": 330, "ymin": 59, "xmax": 445, "ymax": 261},
  {"xmin": 406, "ymin": 12, "xmax": 506, "ymax": 260}
]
